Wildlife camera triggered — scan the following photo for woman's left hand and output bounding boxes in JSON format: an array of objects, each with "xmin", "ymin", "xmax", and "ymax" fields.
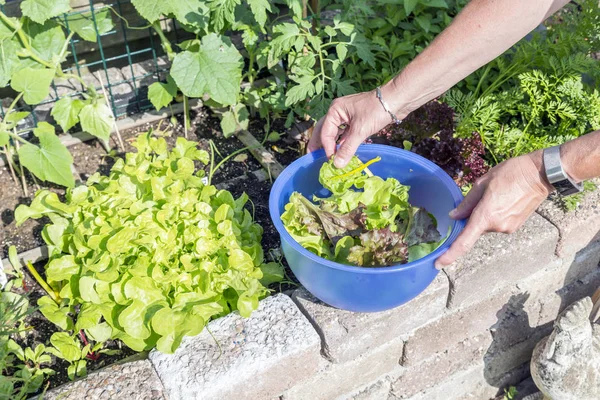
[{"xmin": 435, "ymin": 150, "xmax": 554, "ymax": 269}]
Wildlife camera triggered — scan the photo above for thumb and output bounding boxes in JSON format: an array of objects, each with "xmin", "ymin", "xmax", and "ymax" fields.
[
  {"xmin": 450, "ymin": 180, "xmax": 486, "ymax": 220},
  {"xmin": 333, "ymin": 128, "xmax": 365, "ymax": 168}
]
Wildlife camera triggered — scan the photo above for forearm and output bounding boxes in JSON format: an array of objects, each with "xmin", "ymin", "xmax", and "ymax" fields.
[
  {"xmin": 560, "ymin": 130, "xmax": 600, "ymax": 182},
  {"xmin": 384, "ymin": 0, "xmax": 569, "ymax": 115}
]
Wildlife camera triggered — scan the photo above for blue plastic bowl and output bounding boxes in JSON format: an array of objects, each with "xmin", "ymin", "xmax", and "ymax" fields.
[{"xmin": 269, "ymin": 144, "xmax": 465, "ymax": 312}]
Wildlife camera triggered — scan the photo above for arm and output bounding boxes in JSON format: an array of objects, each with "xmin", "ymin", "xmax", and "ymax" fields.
[
  {"xmin": 435, "ymin": 130, "xmax": 600, "ymax": 268},
  {"xmin": 308, "ymin": 0, "xmax": 570, "ymax": 166},
  {"xmin": 388, "ymin": 0, "xmax": 571, "ymax": 117}
]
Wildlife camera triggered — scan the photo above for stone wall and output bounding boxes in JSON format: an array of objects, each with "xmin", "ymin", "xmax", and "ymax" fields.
[{"xmin": 45, "ymin": 189, "xmax": 600, "ymax": 399}]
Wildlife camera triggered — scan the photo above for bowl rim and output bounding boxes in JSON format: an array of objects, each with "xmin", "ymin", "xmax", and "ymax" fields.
[{"xmin": 268, "ymin": 144, "xmax": 467, "ymax": 274}]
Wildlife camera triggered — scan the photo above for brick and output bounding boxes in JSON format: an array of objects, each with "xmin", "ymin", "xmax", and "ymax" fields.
[
  {"xmin": 149, "ymin": 294, "xmax": 321, "ymax": 400},
  {"xmin": 291, "ymin": 273, "xmax": 448, "ymax": 363},
  {"xmin": 391, "ymin": 332, "xmax": 489, "ymax": 398},
  {"xmin": 281, "ymin": 337, "xmax": 404, "ymax": 400},
  {"xmin": 403, "ymin": 362, "xmax": 530, "ymax": 400},
  {"xmin": 404, "ymin": 255, "xmax": 580, "ymax": 365},
  {"xmin": 445, "ymin": 213, "xmax": 559, "ymax": 309},
  {"xmin": 45, "ymin": 360, "xmax": 166, "ymax": 400},
  {"xmin": 536, "ymin": 266, "xmax": 600, "ymax": 327},
  {"xmin": 536, "ymin": 182, "xmax": 600, "ymax": 257},
  {"xmin": 349, "ymin": 379, "xmax": 393, "ymax": 400}
]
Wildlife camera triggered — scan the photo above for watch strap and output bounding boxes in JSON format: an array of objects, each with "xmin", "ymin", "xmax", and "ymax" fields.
[{"xmin": 543, "ymin": 146, "xmax": 583, "ymax": 196}]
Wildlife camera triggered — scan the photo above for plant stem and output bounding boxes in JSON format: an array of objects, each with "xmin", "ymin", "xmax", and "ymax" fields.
[
  {"xmin": 183, "ymin": 95, "xmax": 190, "ymax": 138},
  {"xmin": 106, "ymin": 6, "xmax": 152, "ymax": 30},
  {"xmin": 3, "ymin": 145, "xmax": 19, "ymax": 185},
  {"xmin": 6, "ymin": 92, "xmax": 24, "ymax": 117},
  {"xmin": 95, "ymin": 72, "xmax": 124, "ymax": 151},
  {"xmin": 26, "ymin": 261, "xmax": 60, "ymax": 304},
  {"xmin": 152, "ymin": 21, "xmax": 175, "ymax": 61},
  {"xmin": 14, "ymin": 138, "xmax": 28, "ymax": 197},
  {"xmin": 7, "ymin": 131, "xmax": 30, "ymax": 146},
  {"xmin": 208, "ymin": 140, "xmax": 260, "ymax": 184}
]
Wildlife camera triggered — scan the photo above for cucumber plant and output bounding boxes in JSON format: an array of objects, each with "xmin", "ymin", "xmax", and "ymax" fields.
[{"xmin": 0, "ymin": 5, "xmax": 117, "ymax": 190}]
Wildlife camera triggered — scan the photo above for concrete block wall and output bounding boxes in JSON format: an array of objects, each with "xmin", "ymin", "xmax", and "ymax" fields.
[{"xmin": 45, "ymin": 189, "xmax": 600, "ymax": 399}]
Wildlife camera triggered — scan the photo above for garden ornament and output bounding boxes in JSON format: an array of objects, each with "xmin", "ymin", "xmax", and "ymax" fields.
[{"xmin": 530, "ymin": 287, "xmax": 600, "ymax": 399}]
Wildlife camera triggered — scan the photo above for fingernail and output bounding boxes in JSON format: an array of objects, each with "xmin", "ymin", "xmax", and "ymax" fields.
[
  {"xmin": 334, "ymin": 157, "xmax": 347, "ymax": 168},
  {"xmin": 449, "ymin": 208, "xmax": 458, "ymax": 218},
  {"xmin": 434, "ymin": 260, "xmax": 445, "ymax": 270}
]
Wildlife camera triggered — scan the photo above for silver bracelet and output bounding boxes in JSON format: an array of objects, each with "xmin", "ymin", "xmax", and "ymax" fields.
[{"xmin": 375, "ymin": 86, "xmax": 402, "ymax": 125}]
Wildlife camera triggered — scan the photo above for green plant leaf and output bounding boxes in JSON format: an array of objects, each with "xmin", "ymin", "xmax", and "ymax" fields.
[
  {"xmin": 17, "ymin": 122, "xmax": 74, "ymax": 187},
  {"xmin": 65, "ymin": 10, "xmax": 113, "ymax": 42},
  {"xmin": 335, "ymin": 43, "xmax": 348, "ymax": 61},
  {"xmin": 169, "ymin": 0, "xmax": 210, "ymax": 30},
  {"xmin": 49, "ymin": 332, "xmax": 81, "ymax": 362},
  {"xmin": 51, "ymin": 97, "xmax": 85, "ymax": 132},
  {"xmin": 170, "ymin": 33, "xmax": 243, "ymax": 105},
  {"xmin": 148, "ymin": 76, "xmax": 177, "ymax": 111},
  {"xmin": 404, "ymin": 0, "xmax": 419, "ymax": 16},
  {"xmin": 423, "ymin": 0, "xmax": 448, "ymax": 8},
  {"xmin": 259, "ymin": 262, "xmax": 284, "ymax": 286},
  {"xmin": 247, "ymin": 0, "xmax": 271, "ymax": 27},
  {"xmin": 0, "ymin": 39, "xmax": 20, "ymax": 87},
  {"xmin": 38, "ymin": 296, "xmax": 73, "ymax": 330},
  {"xmin": 21, "ymin": 0, "xmax": 70, "ymax": 24},
  {"xmin": 131, "ymin": 0, "xmax": 169, "ymax": 22},
  {"xmin": 220, "ymin": 103, "xmax": 249, "ymax": 137},
  {"xmin": 79, "ymin": 102, "xmax": 114, "ymax": 141},
  {"xmin": 284, "ymin": 75, "xmax": 315, "ymax": 107},
  {"xmin": 22, "ymin": 18, "xmax": 66, "ymax": 65},
  {"xmin": 415, "ymin": 15, "xmax": 431, "ymax": 33},
  {"xmin": 11, "ymin": 67, "xmax": 54, "ymax": 105},
  {"xmin": 0, "ymin": 131, "xmax": 8, "ymax": 147}
]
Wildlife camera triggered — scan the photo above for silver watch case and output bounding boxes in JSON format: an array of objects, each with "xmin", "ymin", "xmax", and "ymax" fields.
[{"xmin": 543, "ymin": 145, "xmax": 583, "ymax": 197}]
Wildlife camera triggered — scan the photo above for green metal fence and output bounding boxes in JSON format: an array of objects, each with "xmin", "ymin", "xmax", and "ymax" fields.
[{"xmin": 1, "ymin": 0, "xmax": 188, "ymax": 128}]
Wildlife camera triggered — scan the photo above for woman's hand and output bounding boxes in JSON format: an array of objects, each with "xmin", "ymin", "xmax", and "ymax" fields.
[
  {"xmin": 435, "ymin": 150, "xmax": 554, "ymax": 269},
  {"xmin": 307, "ymin": 85, "xmax": 406, "ymax": 168}
]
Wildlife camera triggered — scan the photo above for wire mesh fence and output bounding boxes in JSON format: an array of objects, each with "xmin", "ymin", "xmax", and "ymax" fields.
[{"xmin": 0, "ymin": 0, "xmax": 190, "ymax": 130}]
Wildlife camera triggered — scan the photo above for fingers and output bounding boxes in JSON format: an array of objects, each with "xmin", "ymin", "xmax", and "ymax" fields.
[
  {"xmin": 435, "ymin": 216, "xmax": 485, "ymax": 269},
  {"xmin": 450, "ymin": 179, "xmax": 486, "ymax": 220},
  {"xmin": 333, "ymin": 126, "xmax": 365, "ymax": 168}
]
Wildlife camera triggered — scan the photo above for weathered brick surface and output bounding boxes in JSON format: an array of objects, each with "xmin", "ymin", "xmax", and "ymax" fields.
[
  {"xmin": 349, "ymin": 379, "xmax": 393, "ymax": 400},
  {"xmin": 149, "ymin": 294, "xmax": 321, "ymax": 400},
  {"xmin": 445, "ymin": 213, "xmax": 559, "ymax": 309},
  {"xmin": 281, "ymin": 337, "xmax": 404, "ymax": 400},
  {"xmin": 537, "ymin": 182, "xmax": 600, "ymax": 257},
  {"xmin": 45, "ymin": 360, "xmax": 166, "ymax": 400},
  {"xmin": 403, "ymin": 362, "xmax": 530, "ymax": 400},
  {"xmin": 392, "ymin": 332, "xmax": 489, "ymax": 398},
  {"xmin": 291, "ymin": 273, "xmax": 448, "ymax": 363},
  {"xmin": 404, "ymin": 244, "xmax": 600, "ymax": 366}
]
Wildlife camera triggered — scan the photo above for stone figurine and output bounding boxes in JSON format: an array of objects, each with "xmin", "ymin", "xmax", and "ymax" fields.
[{"xmin": 530, "ymin": 288, "xmax": 600, "ymax": 400}]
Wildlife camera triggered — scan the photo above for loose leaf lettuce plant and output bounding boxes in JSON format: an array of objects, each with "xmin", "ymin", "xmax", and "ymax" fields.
[
  {"xmin": 282, "ymin": 156, "xmax": 447, "ymax": 267},
  {"xmin": 15, "ymin": 133, "xmax": 282, "ymax": 354}
]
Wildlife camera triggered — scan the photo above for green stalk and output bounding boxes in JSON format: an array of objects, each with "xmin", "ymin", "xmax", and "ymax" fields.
[
  {"xmin": 152, "ymin": 21, "xmax": 175, "ymax": 61},
  {"xmin": 106, "ymin": 6, "xmax": 152, "ymax": 30},
  {"xmin": 183, "ymin": 95, "xmax": 190, "ymax": 138},
  {"xmin": 26, "ymin": 261, "xmax": 60, "ymax": 304},
  {"xmin": 208, "ymin": 140, "xmax": 260, "ymax": 185}
]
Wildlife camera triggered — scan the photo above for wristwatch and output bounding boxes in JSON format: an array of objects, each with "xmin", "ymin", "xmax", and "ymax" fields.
[{"xmin": 543, "ymin": 145, "xmax": 583, "ymax": 196}]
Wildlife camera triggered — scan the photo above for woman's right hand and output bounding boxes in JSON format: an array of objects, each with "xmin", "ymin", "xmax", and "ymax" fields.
[{"xmin": 307, "ymin": 84, "xmax": 406, "ymax": 169}]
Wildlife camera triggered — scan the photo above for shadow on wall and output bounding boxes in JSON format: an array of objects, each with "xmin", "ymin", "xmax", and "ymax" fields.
[{"xmin": 483, "ymin": 229, "xmax": 600, "ymax": 398}]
